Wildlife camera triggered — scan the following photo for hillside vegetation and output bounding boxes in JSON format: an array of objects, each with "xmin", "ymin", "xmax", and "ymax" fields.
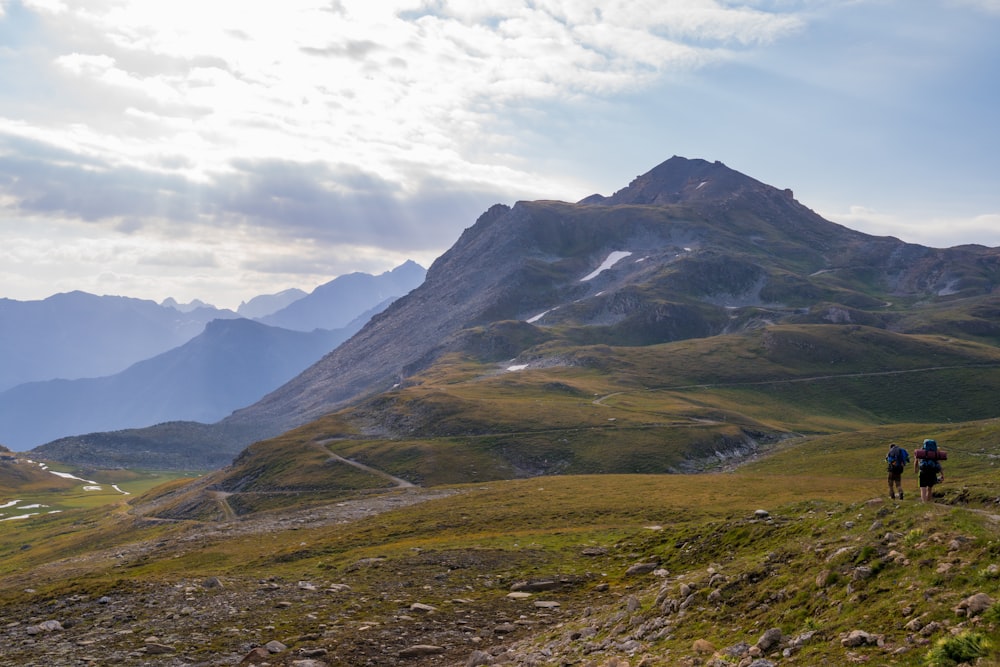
[
  {"xmin": 2, "ymin": 423, "xmax": 1000, "ymax": 666},
  {"xmin": 4, "ymin": 320, "xmax": 1000, "ymax": 665}
]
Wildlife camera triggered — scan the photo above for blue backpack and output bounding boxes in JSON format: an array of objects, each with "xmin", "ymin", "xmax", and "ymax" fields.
[
  {"xmin": 920, "ymin": 440, "xmax": 942, "ymax": 471},
  {"xmin": 887, "ymin": 445, "xmax": 909, "ymax": 473}
]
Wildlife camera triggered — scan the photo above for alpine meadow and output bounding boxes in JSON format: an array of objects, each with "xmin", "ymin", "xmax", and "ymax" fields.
[{"xmin": 3, "ymin": 157, "xmax": 1000, "ymax": 667}]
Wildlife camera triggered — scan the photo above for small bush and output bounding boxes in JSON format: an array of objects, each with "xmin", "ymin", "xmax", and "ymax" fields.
[{"xmin": 924, "ymin": 630, "xmax": 991, "ymax": 667}]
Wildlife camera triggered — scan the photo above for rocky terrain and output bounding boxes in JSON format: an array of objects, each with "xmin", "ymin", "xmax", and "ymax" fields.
[{"xmin": 4, "ymin": 478, "xmax": 1000, "ymax": 667}]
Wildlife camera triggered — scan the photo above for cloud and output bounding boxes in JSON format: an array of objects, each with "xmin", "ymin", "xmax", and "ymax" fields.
[
  {"xmin": 0, "ymin": 131, "xmax": 506, "ymax": 252},
  {"xmin": 828, "ymin": 206, "xmax": 1000, "ymax": 249}
]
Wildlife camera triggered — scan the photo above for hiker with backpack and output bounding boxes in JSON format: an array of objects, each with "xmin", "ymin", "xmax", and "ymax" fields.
[
  {"xmin": 886, "ymin": 443, "xmax": 909, "ymax": 500},
  {"xmin": 915, "ymin": 438, "xmax": 945, "ymax": 503}
]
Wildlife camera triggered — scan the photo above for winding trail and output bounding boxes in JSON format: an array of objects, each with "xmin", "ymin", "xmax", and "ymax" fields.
[{"xmin": 314, "ymin": 439, "xmax": 416, "ymax": 488}]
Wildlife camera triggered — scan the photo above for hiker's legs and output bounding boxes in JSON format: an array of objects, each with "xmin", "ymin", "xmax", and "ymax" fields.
[{"xmin": 888, "ymin": 472, "xmax": 902, "ymax": 499}]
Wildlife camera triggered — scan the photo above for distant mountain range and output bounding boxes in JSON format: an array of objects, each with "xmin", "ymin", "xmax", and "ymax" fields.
[
  {"xmin": 259, "ymin": 260, "xmax": 427, "ymax": 331},
  {"xmin": 27, "ymin": 156, "xmax": 1000, "ymax": 469},
  {"xmin": 0, "ymin": 293, "xmax": 238, "ymax": 392},
  {"xmin": 0, "ymin": 262, "xmax": 425, "ymax": 450}
]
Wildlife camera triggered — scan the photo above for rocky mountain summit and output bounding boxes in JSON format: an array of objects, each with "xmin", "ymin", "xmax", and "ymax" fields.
[
  {"xmin": 24, "ymin": 155, "xmax": 1000, "ymax": 469},
  {"xmin": 222, "ymin": 156, "xmax": 999, "ymax": 440}
]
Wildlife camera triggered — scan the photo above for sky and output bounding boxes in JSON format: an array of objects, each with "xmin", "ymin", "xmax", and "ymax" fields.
[{"xmin": 0, "ymin": 0, "xmax": 998, "ymax": 310}]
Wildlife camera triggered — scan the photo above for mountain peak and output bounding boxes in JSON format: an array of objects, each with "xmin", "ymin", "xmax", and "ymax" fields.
[{"xmin": 581, "ymin": 155, "xmax": 778, "ymax": 206}]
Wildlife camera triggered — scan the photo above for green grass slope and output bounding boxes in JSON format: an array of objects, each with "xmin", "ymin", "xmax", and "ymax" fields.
[{"xmin": 2, "ymin": 424, "xmax": 1000, "ymax": 664}]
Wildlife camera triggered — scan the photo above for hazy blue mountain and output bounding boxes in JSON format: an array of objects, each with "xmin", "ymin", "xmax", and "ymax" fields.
[
  {"xmin": 237, "ymin": 288, "xmax": 308, "ymax": 319},
  {"xmin": 0, "ymin": 292, "xmax": 239, "ymax": 392},
  {"xmin": 0, "ymin": 318, "xmax": 352, "ymax": 450},
  {"xmin": 161, "ymin": 297, "xmax": 215, "ymax": 313},
  {"xmin": 259, "ymin": 260, "xmax": 426, "ymax": 331}
]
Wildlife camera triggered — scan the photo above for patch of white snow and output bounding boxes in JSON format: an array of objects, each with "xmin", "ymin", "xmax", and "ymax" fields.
[
  {"xmin": 506, "ymin": 364, "xmax": 528, "ymax": 372},
  {"xmin": 48, "ymin": 470, "xmax": 97, "ymax": 484},
  {"xmin": 581, "ymin": 251, "xmax": 633, "ymax": 281},
  {"xmin": 527, "ymin": 309, "xmax": 551, "ymax": 323}
]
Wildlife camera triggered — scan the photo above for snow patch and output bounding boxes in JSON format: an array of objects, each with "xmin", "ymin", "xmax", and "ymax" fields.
[
  {"xmin": 48, "ymin": 470, "xmax": 98, "ymax": 485},
  {"xmin": 696, "ymin": 181, "xmax": 708, "ymax": 189},
  {"xmin": 506, "ymin": 364, "xmax": 528, "ymax": 372},
  {"xmin": 527, "ymin": 309, "xmax": 551, "ymax": 324},
  {"xmin": 581, "ymin": 251, "xmax": 633, "ymax": 281}
]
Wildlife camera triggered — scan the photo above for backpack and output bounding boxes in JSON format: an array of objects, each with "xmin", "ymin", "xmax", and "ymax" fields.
[
  {"xmin": 886, "ymin": 445, "xmax": 909, "ymax": 473},
  {"xmin": 916, "ymin": 438, "xmax": 947, "ymax": 462}
]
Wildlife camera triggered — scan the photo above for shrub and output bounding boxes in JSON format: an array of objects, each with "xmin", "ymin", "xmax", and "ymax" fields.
[{"xmin": 924, "ymin": 631, "xmax": 991, "ymax": 667}]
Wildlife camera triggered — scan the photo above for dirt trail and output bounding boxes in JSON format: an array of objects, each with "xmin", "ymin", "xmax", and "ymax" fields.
[{"xmin": 313, "ymin": 439, "xmax": 416, "ymax": 488}]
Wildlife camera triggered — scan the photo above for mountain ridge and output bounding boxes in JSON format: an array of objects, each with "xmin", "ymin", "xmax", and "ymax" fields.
[{"xmin": 27, "ymin": 156, "xmax": 1000, "ymax": 468}]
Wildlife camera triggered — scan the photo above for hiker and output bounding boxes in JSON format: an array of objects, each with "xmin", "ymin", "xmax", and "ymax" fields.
[
  {"xmin": 886, "ymin": 443, "xmax": 909, "ymax": 500},
  {"xmin": 916, "ymin": 438, "xmax": 944, "ymax": 503}
]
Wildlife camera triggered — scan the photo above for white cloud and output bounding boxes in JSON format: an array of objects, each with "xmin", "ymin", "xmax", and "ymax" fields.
[{"xmin": 826, "ymin": 206, "xmax": 1000, "ymax": 249}]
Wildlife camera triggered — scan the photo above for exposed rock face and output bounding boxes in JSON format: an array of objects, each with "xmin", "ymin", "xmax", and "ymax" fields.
[
  {"xmin": 35, "ymin": 156, "xmax": 1000, "ymax": 463},
  {"xmin": 221, "ymin": 156, "xmax": 1000, "ymax": 444}
]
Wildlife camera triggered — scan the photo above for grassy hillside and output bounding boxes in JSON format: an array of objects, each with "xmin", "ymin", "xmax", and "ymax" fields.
[
  {"xmin": 4, "ymin": 321, "xmax": 1000, "ymax": 664},
  {"xmin": 2, "ymin": 422, "xmax": 1000, "ymax": 665},
  {"xmin": 180, "ymin": 324, "xmax": 1000, "ymax": 502}
]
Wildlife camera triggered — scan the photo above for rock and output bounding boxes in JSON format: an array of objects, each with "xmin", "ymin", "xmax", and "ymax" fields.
[
  {"xmin": 534, "ymin": 601, "xmax": 560, "ymax": 609},
  {"xmin": 920, "ymin": 621, "xmax": 942, "ymax": 637},
  {"xmin": 582, "ymin": 547, "xmax": 609, "ymax": 557},
  {"xmin": 507, "ymin": 592, "xmax": 533, "ymax": 599},
  {"xmin": 511, "ymin": 579, "xmax": 561, "ymax": 592},
  {"xmin": 240, "ymin": 646, "xmax": 271, "ymax": 664},
  {"xmin": 265, "ymin": 640, "xmax": 288, "ymax": 653},
  {"xmin": 467, "ymin": 649, "xmax": 493, "ymax": 666},
  {"xmin": 724, "ymin": 641, "xmax": 751, "ymax": 657},
  {"xmin": 756, "ymin": 627, "xmax": 783, "ymax": 653},
  {"xmin": 410, "ymin": 602, "xmax": 438, "ymax": 613},
  {"xmin": 692, "ymin": 638, "xmax": 715, "ymax": 654},
  {"xmin": 298, "ymin": 647, "xmax": 329, "ymax": 658},
  {"xmin": 841, "ymin": 630, "xmax": 879, "ymax": 647},
  {"xmin": 203, "ymin": 576, "xmax": 224, "ymax": 589},
  {"xmin": 298, "ymin": 581, "xmax": 317, "ymax": 591},
  {"xmin": 144, "ymin": 642, "xmax": 176, "ymax": 654},
  {"xmin": 626, "ymin": 561, "xmax": 660, "ymax": 576},
  {"xmin": 399, "ymin": 644, "xmax": 445, "ymax": 658},
  {"xmin": 955, "ymin": 592, "xmax": 994, "ymax": 617},
  {"xmin": 494, "ymin": 623, "xmax": 517, "ymax": 634},
  {"xmin": 291, "ymin": 660, "xmax": 328, "ymax": 667},
  {"xmin": 754, "ymin": 509, "xmax": 770, "ymax": 519}
]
